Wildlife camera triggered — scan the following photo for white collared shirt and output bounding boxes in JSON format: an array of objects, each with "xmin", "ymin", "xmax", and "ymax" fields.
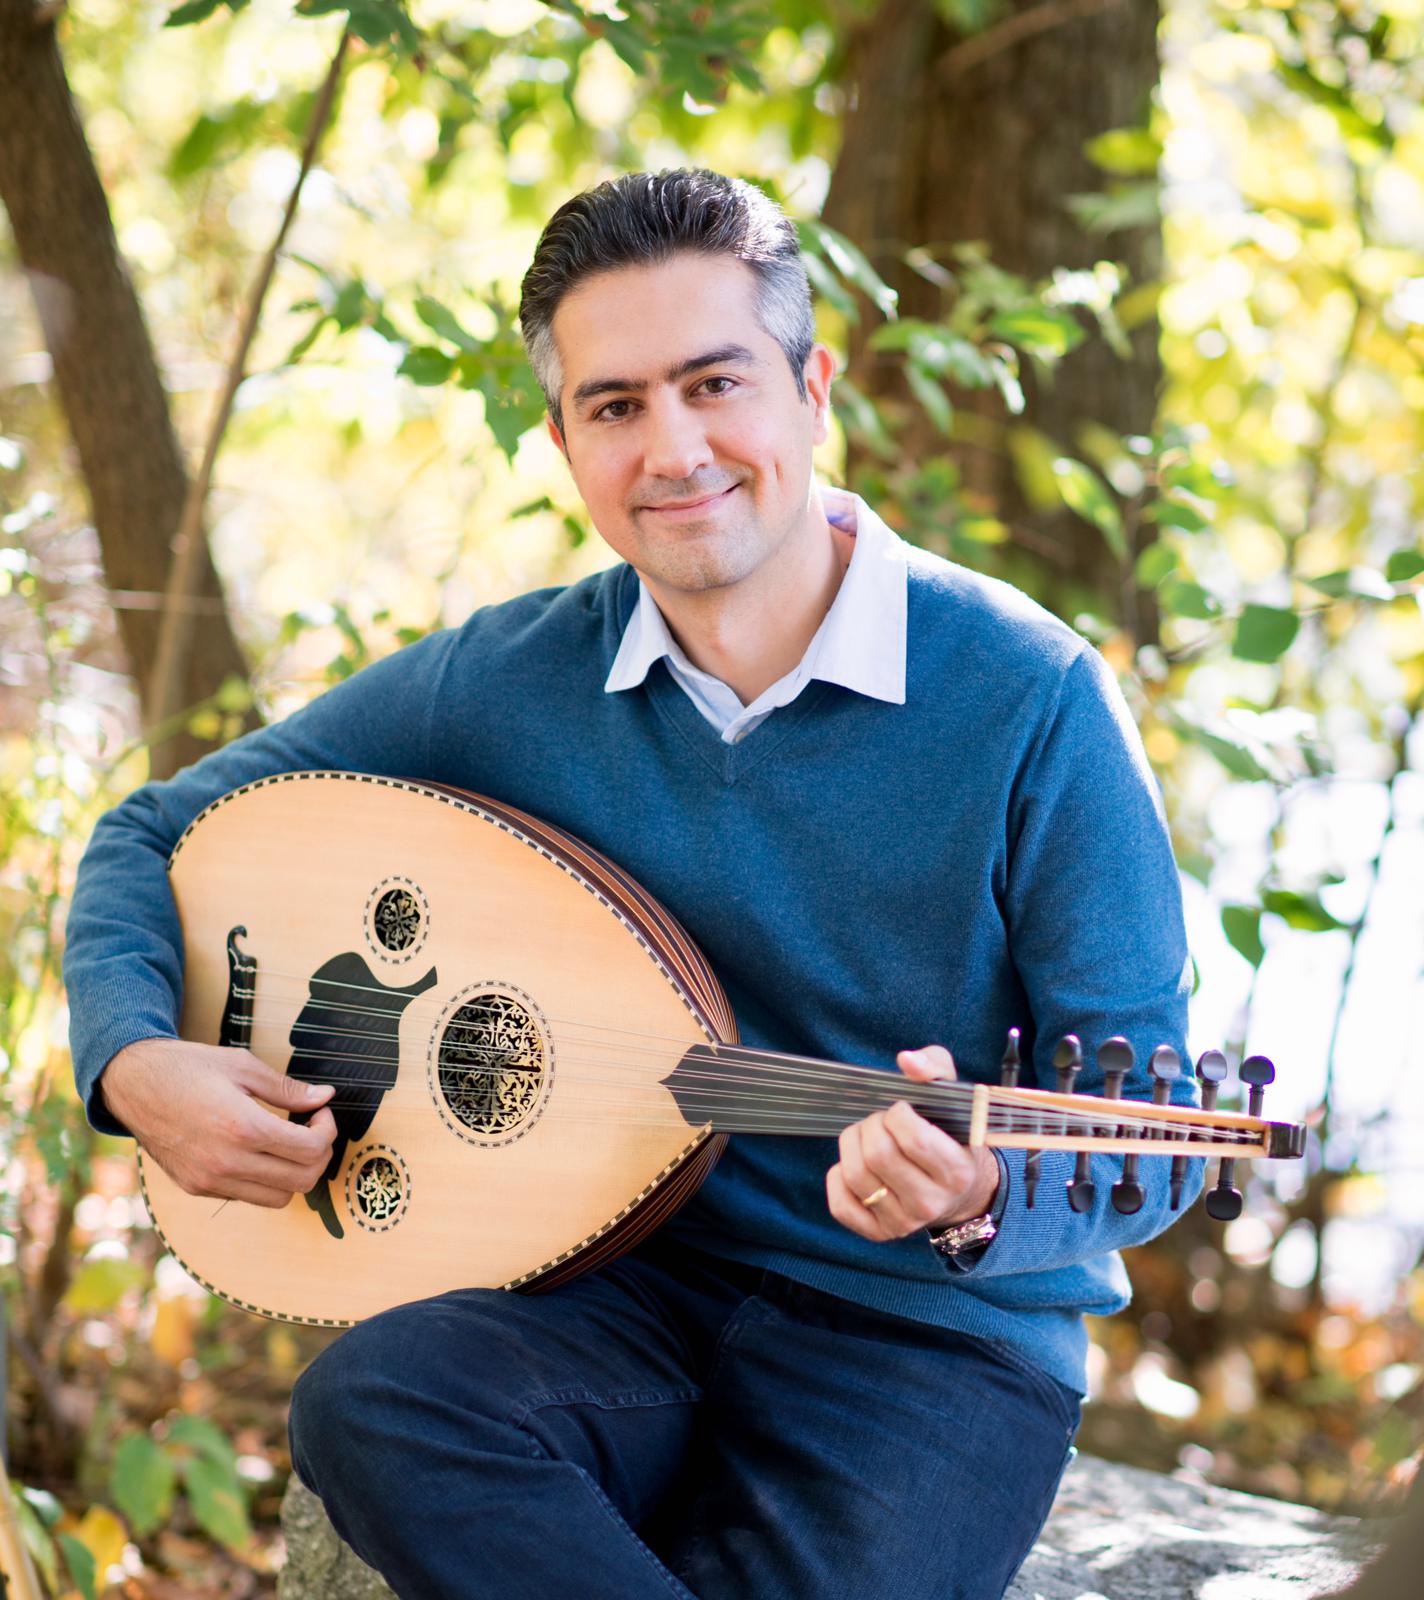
[{"xmin": 604, "ymin": 485, "xmax": 908, "ymax": 743}]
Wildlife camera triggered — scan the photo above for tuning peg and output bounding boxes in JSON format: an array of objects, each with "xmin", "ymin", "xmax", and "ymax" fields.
[
  {"xmin": 1196, "ymin": 1049, "xmax": 1240, "ymax": 1218},
  {"xmin": 1206, "ymin": 1055, "xmax": 1275, "ymax": 1222},
  {"xmin": 999, "ymin": 1028, "xmax": 1022, "ymax": 1089},
  {"xmin": 1052, "ymin": 1036, "xmax": 1095, "ymax": 1213},
  {"xmin": 1195, "ymin": 1049, "xmax": 1228, "ymax": 1111},
  {"xmin": 1147, "ymin": 1047, "xmax": 1191, "ymax": 1211},
  {"xmin": 1098, "ymin": 1036, "xmax": 1134, "ymax": 1101},
  {"xmin": 1240, "ymin": 1054, "xmax": 1275, "ymax": 1117},
  {"xmin": 1203, "ymin": 1050, "xmax": 1255, "ymax": 1222},
  {"xmin": 1053, "ymin": 1034, "xmax": 1083, "ymax": 1093},
  {"xmin": 1104, "ymin": 1037, "xmax": 1143, "ymax": 1214}
]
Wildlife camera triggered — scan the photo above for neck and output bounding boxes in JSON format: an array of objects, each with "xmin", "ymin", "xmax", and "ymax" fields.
[{"xmin": 641, "ymin": 491, "xmax": 851, "ymax": 706}]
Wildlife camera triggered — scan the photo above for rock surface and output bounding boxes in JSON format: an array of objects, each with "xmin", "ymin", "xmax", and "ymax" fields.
[{"xmin": 278, "ymin": 1454, "xmax": 1389, "ymax": 1599}]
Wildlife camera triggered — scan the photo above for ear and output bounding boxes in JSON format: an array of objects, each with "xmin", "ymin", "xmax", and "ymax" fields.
[
  {"xmin": 545, "ymin": 415, "xmax": 568, "ymax": 458},
  {"xmin": 804, "ymin": 344, "xmax": 837, "ymax": 447}
]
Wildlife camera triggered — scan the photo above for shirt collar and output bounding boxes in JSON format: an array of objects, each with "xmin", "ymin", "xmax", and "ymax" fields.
[{"xmin": 604, "ymin": 485, "xmax": 908, "ymax": 707}]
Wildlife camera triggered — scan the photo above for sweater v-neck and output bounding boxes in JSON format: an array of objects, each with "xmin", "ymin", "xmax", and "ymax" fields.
[{"xmin": 642, "ymin": 661, "xmax": 837, "ymax": 786}]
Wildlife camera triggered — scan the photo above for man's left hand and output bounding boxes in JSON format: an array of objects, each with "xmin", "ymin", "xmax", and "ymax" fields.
[{"xmin": 826, "ymin": 1045, "xmax": 1000, "ymax": 1242}]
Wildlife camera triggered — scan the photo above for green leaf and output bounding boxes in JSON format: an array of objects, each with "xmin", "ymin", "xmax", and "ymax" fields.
[
  {"xmin": 800, "ymin": 249, "xmax": 858, "ymax": 320},
  {"xmin": 934, "ymin": 0, "xmax": 1000, "ymax": 28},
  {"xmin": 13, "ymin": 1486, "xmax": 61, "ymax": 1594},
  {"xmin": 904, "ymin": 363, "xmax": 953, "ymax": 436},
  {"xmin": 165, "ymin": 0, "xmax": 229, "ymax": 25},
  {"xmin": 1385, "ymin": 549, "xmax": 1424, "ymax": 582},
  {"xmin": 986, "ymin": 351, "xmax": 1024, "ymax": 414},
  {"xmin": 112, "ymin": 1435, "xmax": 177, "ymax": 1536},
  {"xmin": 1260, "ymin": 889, "xmax": 1347, "ymax": 932},
  {"xmin": 1168, "ymin": 708, "xmax": 1280, "ymax": 783},
  {"xmin": 1304, "ymin": 566, "xmax": 1395, "ymax": 602},
  {"xmin": 415, "ymin": 296, "xmax": 480, "ymax": 353},
  {"xmin": 1221, "ymin": 905, "xmax": 1265, "ymax": 969},
  {"xmin": 1051, "ymin": 458, "xmax": 1125, "ymax": 558},
  {"xmin": 1084, "ymin": 127, "xmax": 1163, "ymax": 176},
  {"xmin": 1134, "ymin": 541, "xmax": 1178, "ymax": 588},
  {"xmin": 802, "ymin": 221, "xmax": 898, "ymax": 319},
  {"xmin": 168, "ymin": 99, "xmax": 265, "ymax": 180},
  {"xmin": 1146, "ymin": 497, "xmax": 1210, "ymax": 533},
  {"xmin": 56, "ymin": 1535, "xmax": 97, "ymax": 1600},
  {"xmin": 182, "ymin": 1455, "xmax": 251, "ymax": 1551},
  {"xmin": 1233, "ymin": 604, "xmax": 1300, "ymax": 663},
  {"xmin": 470, "ymin": 367, "xmax": 546, "ymax": 462},
  {"xmin": 1152, "ymin": 582, "xmax": 1222, "ymax": 617},
  {"xmin": 1162, "ymin": 460, "xmax": 1224, "ymax": 499},
  {"xmin": 166, "ymin": 1415, "xmax": 237, "ymax": 1466},
  {"xmin": 397, "ymin": 346, "xmax": 453, "ymax": 386},
  {"xmin": 63, "ymin": 1257, "xmax": 146, "ymax": 1314},
  {"xmin": 1064, "ymin": 181, "xmax": 1161, "ymax": 234},
  {"xmin": 832, "ymin": 380, "xmax": 897, "ymax": 460},
  {"xmin": 986, "ymin": 306, "xmax": 1084, "ymax": 359}
]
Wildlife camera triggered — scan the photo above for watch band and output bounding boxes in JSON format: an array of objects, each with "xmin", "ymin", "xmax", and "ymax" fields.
[{"xmin": 929, "ymin": 1212, "xmax": 997, "ymax": 1259}]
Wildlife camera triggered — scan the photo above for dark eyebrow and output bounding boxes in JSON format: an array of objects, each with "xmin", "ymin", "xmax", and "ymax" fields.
[{"xmin": 570, "ymin": 344, "xmax": 763, "ymax": 414}]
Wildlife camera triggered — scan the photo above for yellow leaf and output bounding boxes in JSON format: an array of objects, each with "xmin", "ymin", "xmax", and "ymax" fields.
[
  {"xmin": 150, "ymin": 1297, "xmax": 196, "ymax": 1367},
  {"xmin": 73, "ymin": 1505, "xmax": 126, "ymax": 1583}
]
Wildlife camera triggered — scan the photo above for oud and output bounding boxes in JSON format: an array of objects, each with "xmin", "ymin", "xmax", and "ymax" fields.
[{"xmin": 140, "ymin": 772, "xmax": 1305, "ymax": 1326}]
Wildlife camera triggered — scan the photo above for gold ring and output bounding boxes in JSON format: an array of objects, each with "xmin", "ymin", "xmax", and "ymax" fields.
[{"xmin": 862, "ymin": 1185, "xmax": 890, "ymax": 1208}]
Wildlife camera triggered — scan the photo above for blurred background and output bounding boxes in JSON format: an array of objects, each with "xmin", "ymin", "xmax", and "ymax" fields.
[{"xmin": 1, "ymin": 0, "xmax": 1422, "ymax": 1593}]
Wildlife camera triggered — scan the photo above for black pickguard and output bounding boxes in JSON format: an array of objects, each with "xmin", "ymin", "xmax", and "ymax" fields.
[{"xmin": 286, "ymin": 952, "xmax": 437, "ymax": 1239}]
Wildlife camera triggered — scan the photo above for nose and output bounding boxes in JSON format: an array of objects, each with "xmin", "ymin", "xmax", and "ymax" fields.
[{"xmin": 641, "ymin": 395, "xmax": 714, "ymax": 484}]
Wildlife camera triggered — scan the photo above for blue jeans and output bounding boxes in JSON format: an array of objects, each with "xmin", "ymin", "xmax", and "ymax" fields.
[{"xmin": 289, "ymin": 1238, "xmax": 1079, "ymax": 1599}]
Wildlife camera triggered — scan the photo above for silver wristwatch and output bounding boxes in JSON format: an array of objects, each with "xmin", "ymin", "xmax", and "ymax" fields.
[{"xmin": 929, "ymin": 1212, "xmax": 997, "ymax": 1259}]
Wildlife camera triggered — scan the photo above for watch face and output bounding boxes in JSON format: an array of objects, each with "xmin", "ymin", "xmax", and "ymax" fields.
[{"xmin": 931, "ymin": 1214, "xmax": 997, "ymax": 1256}]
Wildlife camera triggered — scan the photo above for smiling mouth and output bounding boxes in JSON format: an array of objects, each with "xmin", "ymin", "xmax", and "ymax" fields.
[{"xmin": 644, "ymin": 485, "xmax": 738, "ymax": 514}]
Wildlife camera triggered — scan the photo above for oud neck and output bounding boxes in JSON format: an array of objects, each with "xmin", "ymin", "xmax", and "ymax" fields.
[{"xmin": 661, "ymin": 1042, "xmax": 1290, "ymax": 1159}]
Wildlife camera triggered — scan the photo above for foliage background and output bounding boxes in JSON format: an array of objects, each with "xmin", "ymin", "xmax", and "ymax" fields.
[{"xmin": 2, "ymin": 0, "xmax": 1423, "ymax": 1593}]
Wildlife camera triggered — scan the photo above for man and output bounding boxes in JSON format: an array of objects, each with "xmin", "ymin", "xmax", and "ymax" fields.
[{"xmin": 65, "ymin": 169, "xmax": 1199, "ymax": 1598}]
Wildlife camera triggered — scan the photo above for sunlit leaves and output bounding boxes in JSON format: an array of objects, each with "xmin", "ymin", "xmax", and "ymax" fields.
[
  {"xmin": 295, "ymin": 0, "xmax": 420, "ymax": 53},
  {"xmin": 168, "ymin": 100, "xmax": 267, "ymax": 179},
  {"xmin": 1385, "ymin": 549, "xmax": 1424, "ymax": 582},
  {"xmin": 165, "ymin": 0, "xmax": 250, "ymax": 26},
  {"xmin": 1085, "ymin": 126, "xmax": 1163, "ymax": 177},
  {"xmin": 1303, "ymin": 567, "xmax": 1396, "ymax": 602},
  {"xmin": 799, "ymin": 220, "xmax": 899, "ymax": 320},
  {"xmin": 1260, "ymin": 888, "xmax": 1349, "ymax": 933},
  {"xmin": 1052, "ymin": 457, "xmax": 1126, "ymax": 559}
]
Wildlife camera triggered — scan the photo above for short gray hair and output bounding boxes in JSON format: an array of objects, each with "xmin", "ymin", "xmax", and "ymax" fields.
[{"xmin": 519, "ymin": 169, "xmax": 815, "ymax": 434}]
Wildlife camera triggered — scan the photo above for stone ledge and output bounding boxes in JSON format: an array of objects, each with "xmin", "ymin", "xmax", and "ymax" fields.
[{"xmin": 277, "ymin": 1454, "xmax": 1388, "ymax": 1599}]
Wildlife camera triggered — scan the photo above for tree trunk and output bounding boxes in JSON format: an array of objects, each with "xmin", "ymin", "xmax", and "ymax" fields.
[
  {"xmin": 0, "ymin": 0, "xmax": 256, "ymax": 774},
  {"xmin": 823, "ymin": 0, "xmax": 1163, "ymax": 633}
]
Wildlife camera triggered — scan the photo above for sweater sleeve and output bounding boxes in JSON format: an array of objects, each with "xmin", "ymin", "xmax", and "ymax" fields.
[
  {"xmin": 63, "ymin": 626, "xmax": 461, "ymax": 1136},
  {"xmin": 952, "ymin": 645, "xmax": 1203, "ymax": 1279}
]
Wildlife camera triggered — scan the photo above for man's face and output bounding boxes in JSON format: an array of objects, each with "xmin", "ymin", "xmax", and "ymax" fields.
[{"xmin": 545, "ymin": 253, "xmax": 834, "ymax": 595}]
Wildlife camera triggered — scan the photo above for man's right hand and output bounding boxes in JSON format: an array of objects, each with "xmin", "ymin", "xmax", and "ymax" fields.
[{"xmin": 101, "ymin": 1038, "xmax": 337, "ymax": 1209}]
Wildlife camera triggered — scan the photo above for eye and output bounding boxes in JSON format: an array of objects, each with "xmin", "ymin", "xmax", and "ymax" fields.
[
  {"xmin": 700, "ymin": 376, "xmax": 737, "ymax": 396},
  {"xmin": 593, "ymin": 399, "xmax": 636, "ymax": 423}
]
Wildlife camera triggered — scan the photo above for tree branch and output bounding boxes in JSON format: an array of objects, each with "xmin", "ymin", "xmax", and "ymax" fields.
[
  {"xmin": 147, "ymin": 27, "xmax": 352, "ymax": 740},
  {"xmin": 938, "ymin": 0, "xmax": 1128, "ymax": 83}
]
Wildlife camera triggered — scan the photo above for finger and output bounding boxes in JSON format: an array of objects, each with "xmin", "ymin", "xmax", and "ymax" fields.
[
  {"xmin": 882, "ymin": 1099, "xmax": 977, "ymax": 1190},
  {"xmin": 896, "ymin": 1045, "xmax": 956, "ymax": 1083},
  {"xmin": 237, "ymin": 1055, "xmax": 335, "ymax": 1116},
  {"xmin": 861, "ymin": 1107, "xmax": 953, "ymax": 1222},
  {"xmin": 247, "ymin": 1101, "xmax": 339, "ymax": 1165},
  {"xmin": 826, "ymin": 1164, "xmax": 886, "ymax": 1241},
  {"xmin": 836, "ymin": 1118, "xmax": 876, "ymax": 1203},
  {"xmin": 219, "ymin": 1179, "xmax": 301, "ymax": 1210}
]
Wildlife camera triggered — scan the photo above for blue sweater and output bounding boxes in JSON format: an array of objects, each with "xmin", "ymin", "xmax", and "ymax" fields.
[{"xmin": 64, "ymin": 550, "xmax": 1200, "ymax": 1393}]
